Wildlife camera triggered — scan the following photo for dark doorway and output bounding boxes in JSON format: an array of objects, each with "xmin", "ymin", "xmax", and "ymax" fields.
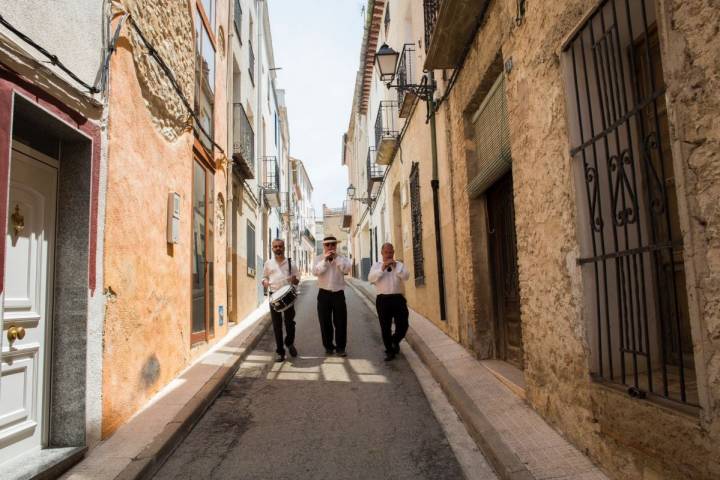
[{"xmin": 487, "ymin": 172, "xmax": 523, "ymax": 369}]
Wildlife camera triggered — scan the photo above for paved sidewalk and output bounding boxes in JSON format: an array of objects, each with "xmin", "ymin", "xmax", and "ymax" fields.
[
  {"xmin": 348, "ymin": 278, "xmax": 607, "ymax": 480},
  {"xmin": 60, "ymin": 301, "xmax": 273, "ymax": 480}
]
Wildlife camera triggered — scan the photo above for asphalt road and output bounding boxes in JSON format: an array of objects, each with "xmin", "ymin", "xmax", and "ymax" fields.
[{"xmin": 154, "ymin": 279, "xmax": 466, "ymax": 480}]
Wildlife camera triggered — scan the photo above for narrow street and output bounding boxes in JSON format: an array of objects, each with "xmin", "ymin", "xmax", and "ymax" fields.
[{"xmin": 153, "ymin": 280, "xmax": 475, "ymax": 480}]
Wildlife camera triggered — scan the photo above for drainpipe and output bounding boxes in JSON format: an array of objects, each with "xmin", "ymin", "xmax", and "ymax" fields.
[{"xmin": 428, "ymin": 72, "xmax": 447, "ymax": 321}]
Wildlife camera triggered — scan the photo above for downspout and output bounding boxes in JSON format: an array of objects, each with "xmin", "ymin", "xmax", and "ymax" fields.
[{"xmin": 428, "ymin": 72, "xmax": 447, "ymax": 321}]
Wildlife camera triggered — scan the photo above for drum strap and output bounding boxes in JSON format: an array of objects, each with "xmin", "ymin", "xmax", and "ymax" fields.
[{"xmin": 288, "ymin": 257, "xmax": 292, "ymax": 283}]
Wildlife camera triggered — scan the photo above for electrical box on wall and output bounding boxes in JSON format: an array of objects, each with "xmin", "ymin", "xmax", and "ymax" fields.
[{"xmin": 167, "ymin": 192, "xmax": 180, "ymax": 244}]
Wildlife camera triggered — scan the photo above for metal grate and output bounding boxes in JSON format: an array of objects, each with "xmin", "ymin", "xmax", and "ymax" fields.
[
  {"xmin": 564, "ymin": 0, "xmax": 696, "ymax": 407},
  {"xmin": 409, "ymin": 162, "xmax": 424, "ymax": 284},
  {"xmin": 423, "ymin": 0, "xmax": 441, "ymax": 52}
]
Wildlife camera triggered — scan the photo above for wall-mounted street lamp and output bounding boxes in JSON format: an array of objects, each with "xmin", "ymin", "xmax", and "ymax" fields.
[
  {"xmin": 346, "ymin": 184, "xmax": 375, "ymax": 206},
  {"xmin": 374, "ymin": 43, "xmax": 436, "ymax": 102}
]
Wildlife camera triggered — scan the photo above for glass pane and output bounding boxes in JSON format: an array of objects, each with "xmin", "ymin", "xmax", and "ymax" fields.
[
  {"xmin": 201, "ymin": 0, "xmax": 215, "ymax": 29},
  {"xmin": 194, "ymin": 10, "xmax": 215, "ymax": 152},
  {"xmin": 207, "ymin": 174, "xmax": 214, "ymax": 336},
  {"xmin": 192, "ymin": 161, "xmax": 206, "ymax": 333}
]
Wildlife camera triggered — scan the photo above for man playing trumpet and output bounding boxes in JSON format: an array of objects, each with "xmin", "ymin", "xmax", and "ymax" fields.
[{"xmin": 368, "ymin": 243, "xmax": 410, "ymax": 361}]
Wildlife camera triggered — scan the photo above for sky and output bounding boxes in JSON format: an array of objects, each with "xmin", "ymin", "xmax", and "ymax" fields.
[{"xmin": 267, "ymin": 0, "xmax": 366, "ymax": 217}]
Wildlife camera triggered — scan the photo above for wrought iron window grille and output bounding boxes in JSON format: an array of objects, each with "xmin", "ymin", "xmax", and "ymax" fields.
[
  {"xmin": 564, "ymin": 0, "xmax": 696, "ymax": 408},
  {"xmin": 409, "ymin": 162, "xmax": 424, "ymax": 285},
  {"xmin": 422, "ymin": 0, "xmax": 441, "ymax": 53}
]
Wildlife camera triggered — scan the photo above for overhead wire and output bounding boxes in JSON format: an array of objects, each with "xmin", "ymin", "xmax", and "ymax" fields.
[{"xmin": 0, "ymin": 13, "xmax": 100, "ymax": 94}]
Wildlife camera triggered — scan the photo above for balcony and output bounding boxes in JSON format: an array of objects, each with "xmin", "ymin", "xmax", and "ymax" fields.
[
  {"xmin": 423, "ymin": 0, "xmax": 490, "ymax": 70},
  {"xmin": 374, "ymin": 101, "xmax": 399, "ymax": 165},
  {"xmin": 367, "ymin": 147, "xmax": 385, "ymax": 198},
  {"xmin": 396, "ymin": 44, "xmax": 417, "ymax": 118},
  {"xmin": 232, "ymin": 103, "xmax": 255, "ymax": 178},
  {"xmin": 262, "ymin": 156, "xmax": 280, "ymax": 208},
  {"xmin": 342, "ymin": 200, "xmax": 352, "ymax": 229}
]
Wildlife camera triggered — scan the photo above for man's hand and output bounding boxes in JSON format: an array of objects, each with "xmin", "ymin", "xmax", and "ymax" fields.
[
  {"xmin": 291, "ymin": 275, "xmax": 299, "ymax": 286},
  {"xmin": 325, "ymin": 252, "xmax": 336, "ymax": 262},
  {"xmin": 383, "ymin": 260, "xmax": 396, "ymax": 271},
  {"xmin": 262, "ymin": 278, "xmax": 270, "ymax": 289}
]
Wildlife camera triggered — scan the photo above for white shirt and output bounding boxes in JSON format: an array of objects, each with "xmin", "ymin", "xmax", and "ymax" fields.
[
  {"xmin": 263, "ymin": 257, "xmax": 300, "ymax": 292},
  {"xmin": 368, "ymin": 261, "xmax": 410, "ymax": 295},
  {"xmin": 312, "ymin": 255, "xmax": 351, "ymax": 292}
]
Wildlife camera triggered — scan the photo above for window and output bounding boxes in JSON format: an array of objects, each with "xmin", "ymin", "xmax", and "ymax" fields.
[
  {"xmin": 234, "ymin": 0, "xmax": 242, "ymax": 40},
  {"xmin": 248, "ymin": 18, "xmax": 255, "ymax": 85},
  {"xmin": 409, "ymin": 162, "xmax": 424, "ymax": 284},
  {"xmin": 564, "ymin": 0, "xmax": 695, "ymax": 407},
  {"xmin": 194, "ymin": 3, "xmax": 216, "ymax": 153},
  {"xmin": 247, "ymin": 220, "xmax": 256, "ymax": 276},
  {"xmin": 201, "ymin": 0, "xmax": 215, "ymax": 29}
]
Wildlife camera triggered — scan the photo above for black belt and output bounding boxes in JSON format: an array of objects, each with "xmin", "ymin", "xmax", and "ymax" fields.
[
  {"xmin": 377, "ymin": 293, "xmax": 404, "ymax": 298},
  {"xmin": 319, "ymin": 288, "xmax": 343, "ymax": 294}
]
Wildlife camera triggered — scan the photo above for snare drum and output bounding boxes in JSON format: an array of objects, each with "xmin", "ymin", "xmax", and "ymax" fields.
[{"xmin": 269, "ymin": 285, "xmax": 297, "ymax": 312}]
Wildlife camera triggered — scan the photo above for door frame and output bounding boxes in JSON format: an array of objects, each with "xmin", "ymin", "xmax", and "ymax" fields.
[{"xmin": 190, "ymin": 154, "xmax": 215, "ymax": 345}]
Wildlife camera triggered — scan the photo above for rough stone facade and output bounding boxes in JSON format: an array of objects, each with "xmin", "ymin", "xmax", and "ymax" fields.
[
  {"xmin": 442, "ymin": 0, "xmax": 720, "ymax": 478},
  {"xmin": 118, "ymin": 0, "xmax": 195, "ymax": 141},
  {"xmin": 346, "ymin": 0, "xmax": 719, "ymax": 478}
]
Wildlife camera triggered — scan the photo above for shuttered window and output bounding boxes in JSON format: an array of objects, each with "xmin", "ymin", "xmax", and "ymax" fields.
[
  {"xmin": 409, "ymin": 162, "xmax": 424, "ymax": 285},
  {"xmin": 247, "ymin": 220, "xmax": 255, "ymax": 276},
  {"xmin": 466, "ymin": 74, "xmax": 511, "ymax": 198}
]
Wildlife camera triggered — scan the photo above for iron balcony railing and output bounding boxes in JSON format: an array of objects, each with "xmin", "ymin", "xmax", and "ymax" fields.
[
  {"xmin": 262, "ymin": 156, "xmax": 280, "ymax": 191},
  {"xmin": 396, "ymin": 44, "xmax": 416, "ymax": 109},
  {"xmin": 374, "ymin": 101, "xmax": 400, "ymax": 149},
  {"xmin": 367, "ymin": 147, "xmax": 385, "ymax": 196},
  {"xmin": 232, "ymin": 103, "xmax": 255, "ymax": 178},
  {"xmin": 423, "ymin": 0, "xmax": 442, "ymax": 52}
]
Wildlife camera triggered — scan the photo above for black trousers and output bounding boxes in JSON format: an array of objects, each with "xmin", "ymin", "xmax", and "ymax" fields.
[
  {"xmin": 317, "ymin": 289, "xmax": 347, "ymax": 351},
  {"xmin": 375, "ymin": 294, "xmax": 409, "ymax": 353},
  {"xmin": 270, "ymin": 305, "xmax": 296, "ymax": 355}
]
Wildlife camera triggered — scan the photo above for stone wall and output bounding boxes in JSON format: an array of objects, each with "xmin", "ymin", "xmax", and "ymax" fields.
[{"xmin": 442, "ymin": 0, "xmax": 720, "ymax": 478}]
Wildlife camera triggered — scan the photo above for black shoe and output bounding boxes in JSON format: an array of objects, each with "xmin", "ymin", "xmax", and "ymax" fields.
[
  {"xmin": 288, "ymin": 345, "xmax": 298, "ymax": 357},
  {"xmin": 275, "ymin": 354, "xmax": 285, "ymax": 363},
  {"xmin": 391, "ymin": 342, "xmax": 400, "ymax": 354},
  {"xmin": 325, "ymin": 349, "xmax": 335, "ymax": 355},
  {"xmin": 384, "ymin": 352, "xmax": 396, "ymax": 361},
  {"xmin": 336, "ymin": 349, "xmax": 347, "ymax": 357}
]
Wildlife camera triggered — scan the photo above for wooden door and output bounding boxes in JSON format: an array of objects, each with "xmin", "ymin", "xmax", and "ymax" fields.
[
  {"xmin": 1, "ymin": 144, "xmax": 57, "ymax": 463},
  {"xmin": 487, "ymin": 173, "xmax": 524, "ymax": 369}
]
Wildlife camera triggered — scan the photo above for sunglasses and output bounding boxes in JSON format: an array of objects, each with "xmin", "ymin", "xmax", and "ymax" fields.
[{"xmin": 325, "ymin": 243, "xmax": 337, "ymax": 247}]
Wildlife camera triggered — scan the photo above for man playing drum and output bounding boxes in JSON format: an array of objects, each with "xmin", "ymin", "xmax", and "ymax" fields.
[{"xmin": 263, "ymin": 239, "xmax": 300, "ymax": 362}]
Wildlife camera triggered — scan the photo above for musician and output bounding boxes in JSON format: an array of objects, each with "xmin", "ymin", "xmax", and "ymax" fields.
[
  {"xmin": 311, "ymin": 236, "xmax": 352, "ymax": 356},
  {"xmin": 263, "ymin": 239, "xmax": 300, "ymax": 362},
  {"xmin": 368, "ymin": 243, "xmax": 410, "ymax": 361}
]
